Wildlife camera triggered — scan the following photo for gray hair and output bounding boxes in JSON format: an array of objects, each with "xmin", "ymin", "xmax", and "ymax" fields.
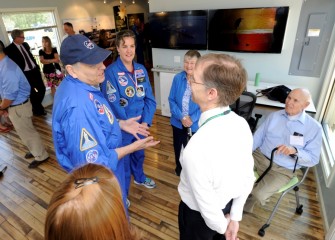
[{"xmin": 11, "ymin": 29, "xmax": 24, "ymax": 40}]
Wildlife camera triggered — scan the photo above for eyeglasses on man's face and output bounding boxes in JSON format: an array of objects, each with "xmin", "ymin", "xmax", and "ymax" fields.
[{"xmin": 17, "ymin": 36, "xmax": 25, "ymax": 39}]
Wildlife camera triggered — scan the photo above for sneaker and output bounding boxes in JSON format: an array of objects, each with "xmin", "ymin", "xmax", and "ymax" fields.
[
  {"xmin": 134, "ymin": 177, "xmax": 156, "ymax": 189},
  {"xmin": 126, "ymin": 198, "xmax": 131, "ymax": 208}
]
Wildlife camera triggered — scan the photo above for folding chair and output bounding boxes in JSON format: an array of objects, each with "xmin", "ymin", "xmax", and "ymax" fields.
[{"xmin": 255, "ymin": 147, "xmax": 310, "ymax": 237}]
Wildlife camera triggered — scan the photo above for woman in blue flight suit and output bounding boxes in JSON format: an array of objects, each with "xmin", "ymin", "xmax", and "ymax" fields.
[{"xmin": 102, "ymin": 30, "xmax": 157, "ymax": 202}]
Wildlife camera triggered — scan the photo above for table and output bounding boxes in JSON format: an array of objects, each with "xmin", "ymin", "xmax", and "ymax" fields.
[{"xmin": 246, "ymin": 81, "xmax": 316, "ymax": 113}]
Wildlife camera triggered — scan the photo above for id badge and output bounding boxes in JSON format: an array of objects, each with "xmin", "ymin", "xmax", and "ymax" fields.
[{"xmin": 290, "ymin": 135, "xmax": 304, "ymax": 146}]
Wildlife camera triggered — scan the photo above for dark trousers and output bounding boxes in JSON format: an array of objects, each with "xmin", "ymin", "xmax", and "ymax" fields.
[
  {"xmin": 24, "ymin": 67, "xmax": 46, "ymax": 115},
  {"xmin": 172, "ymin": 125, "xmax": 191, "ymax": 175},
  {"xmin": 178, "ymin": 200, "xmax": 233, "ymax": 240}
]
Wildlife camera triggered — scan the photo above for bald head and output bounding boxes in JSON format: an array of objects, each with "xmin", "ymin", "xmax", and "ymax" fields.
[{"xmin": 285, "ymin": 88, "xmax": 311, "ymax": 116}]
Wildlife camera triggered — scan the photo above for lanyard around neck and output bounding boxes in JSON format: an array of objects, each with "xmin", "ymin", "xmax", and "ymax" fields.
[{"xmin": 200, "ymin": 109, "xmax": 231, "ymax": 128}]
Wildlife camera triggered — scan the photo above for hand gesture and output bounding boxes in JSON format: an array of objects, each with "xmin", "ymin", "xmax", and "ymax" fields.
[
  {"xmin": 132, "ymin": 136, "xmax": 160, "ymax": 151},
  {"xmin": 119, "ymin": 116, "xmax": 150, "ymax": 139}
]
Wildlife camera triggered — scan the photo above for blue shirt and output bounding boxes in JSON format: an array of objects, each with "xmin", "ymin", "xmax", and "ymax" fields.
[
  {"xmin": 102, "ymin": 57, "xmax": 156, "ymax": 138},
  {"xmin": 253, "ymin": 109, "xmax": 322, "ymax": 169},
  {"xmin": 52, "ymin": 75, "xmax": 121, "ymax": 172},
  {"xmin": 0, "ymin": 56, "xmax": 30, "ymax": 104},
  {"xmin": 168, "ymin": 71, "xmax": 201, "ymax": 132}
]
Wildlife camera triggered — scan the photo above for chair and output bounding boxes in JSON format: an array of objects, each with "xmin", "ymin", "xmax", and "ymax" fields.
[
  {"xmin": 255, "ymin": 148, "xmax": 310, "ymax": 237},
  {"xmin": 230, "ymin": 91, "xmax": 262, "ymax": 132}
]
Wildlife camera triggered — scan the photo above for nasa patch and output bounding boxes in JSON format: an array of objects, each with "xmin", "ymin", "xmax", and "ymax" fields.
[
  {"xmin": 136, "ymin": 85, "xmax": 145, "ymax": 97},
  {"xmin": 125, "ymin": 86, "xmax": 135, "ymax": 97},
  {"xmin": 94, "ymin": 99, "xmax": 105, "ymax": 114},
  {"xmin": 80, "ymin": 128, "xmax": 98, "ymax": 151},
  {"xmin": 106, "ymin": 81, "xmax": 116, "ymax": 94},
  {"xmin": 84, "ymin": 40, "xmax": 94, "ymax": 49},
  {"xmin": 103, "ymin": 104, "xmax": 114, "ymax": 124},
  {"xmin": 120, "ymin": 98, "xmax": 128, "ymax": 107},
  {"xmin": 86, "ymin": 149, "xmax": 99, "ymax": 163},
  {"xmin": 118, "ymin": 76, "xmax": 128, "ymax": 86},
  {"xmin": 108, "ymin": 93, "xmax": 116, "ymax": 102},
  {"xmin": 135, "ymin": 69, "xmax": 146, "ymax": 83}
]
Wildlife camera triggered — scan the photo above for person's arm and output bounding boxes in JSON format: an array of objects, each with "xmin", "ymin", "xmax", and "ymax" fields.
[
  {"xmin": 276, "ymin": 124, "xmax": 322, "ymax": 167},
  {"xmin": 225, "ymin": 218, "xmax": 240, "ymax": 240},
  {"xmin": 0, "ymin": 99, "xmax": 13, "ymax": 110},
  {"xmin": 39, "ymin": 49, "xmax": 60, "ymax": 65},
  {"xmin": 189, "ymin": 101, "xmax": 201, "ymax": 128},
  {"xmin": 54, "ymin": 106, "xmax": 120, "ymax": 171},
  {"xmin": 183, "ymin": 146, "xmax": 229, "ymax": 234},
  {"xmin": 168, "ymin": 73, "xmax": 183, "ymax": 120},
  {"xmin": 1, "ymin": 66, "xmax": 20, "ymax": 110},
  {"xmin": 252, "ymin": 114, "xmax": 271, "ymax": 152},
  {"xmin": 115, "ymin": 136, "xmax": 159, "ymax": 159},
  {"xmin": 118, "ymin": 116, "xmax": 150, "ymax": 139},
  {"xmin": 52, "ymin": 48, "xmax": 60, "ymax": 63}
]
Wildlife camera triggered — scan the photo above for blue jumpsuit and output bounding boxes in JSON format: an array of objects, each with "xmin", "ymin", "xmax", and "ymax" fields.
[
  {"xmin": 52, "ymin": 75, "xmax": 127, "ymax": 205},
  {"xmin": 102, "ymin": 57, "xmax": 156, "ymax": 196}
]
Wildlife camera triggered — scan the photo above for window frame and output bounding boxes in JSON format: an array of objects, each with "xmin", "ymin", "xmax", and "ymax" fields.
[
  {"xmin": 316, "ymin": 25, "xmax": 335, "ymax": 188},
  {"xmin": 0, "ymin": 7, "xmax": 63, "ymax": 47}
]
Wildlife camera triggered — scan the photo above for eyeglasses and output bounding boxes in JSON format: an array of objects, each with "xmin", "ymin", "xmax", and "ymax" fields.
[
  {"xmin": 17, "ymin": 36, "xmax": 25, "ymax": 39},
  {"xmin": 189, "ymin": 75, "xmax": 206, "ymax": 86}
]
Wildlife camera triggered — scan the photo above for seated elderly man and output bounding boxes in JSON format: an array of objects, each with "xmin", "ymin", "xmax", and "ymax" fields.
[{"xmin": 244, "ymin": 88, "xmax": 322, "ymax": 213}]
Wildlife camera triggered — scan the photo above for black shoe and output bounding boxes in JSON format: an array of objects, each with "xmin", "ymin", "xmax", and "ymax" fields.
[
  {"xmin": 33, "ymin": 111, "xmax": 47, "ymax": 116},
  {"xmin": 25, "ymin": 152, "xmax": 34, "ymax": 159},
  {"xmin": 28, "ymin": 157, "xmax": 49, "ymax": 169}
]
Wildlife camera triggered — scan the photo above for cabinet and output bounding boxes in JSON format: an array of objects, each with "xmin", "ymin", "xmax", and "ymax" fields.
[
  {"xmin": 152, "ymin": 66, "xmax": 182, "ymax": 117},
  {"xmin": 159, "ymin": 72, "xmax": 176, "ymax": 117}
]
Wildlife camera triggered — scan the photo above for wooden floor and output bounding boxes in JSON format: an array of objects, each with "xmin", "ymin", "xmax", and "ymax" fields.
[{"xmin": 0, "ymin": 106, "xmax": 325, "ymax": 240}]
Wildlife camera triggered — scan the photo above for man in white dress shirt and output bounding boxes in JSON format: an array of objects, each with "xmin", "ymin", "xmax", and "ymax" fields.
[{"xmin": 178, "ymin": 53, "xmax": 255, "ymax": 240}]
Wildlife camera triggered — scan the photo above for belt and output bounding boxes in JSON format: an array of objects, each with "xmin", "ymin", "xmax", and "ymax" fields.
[{"xmin": 9, "ymin": 99, "xmax": 29, "ymax": 108}]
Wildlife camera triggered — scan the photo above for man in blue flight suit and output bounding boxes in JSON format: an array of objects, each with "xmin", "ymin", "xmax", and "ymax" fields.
[
  {"xmin": 52, "ymin": 34, "xmax": 159, "ymax": 209},
  {"xmin": 102, "ymin": 30, "xmax": 157, "ymax": 201}
]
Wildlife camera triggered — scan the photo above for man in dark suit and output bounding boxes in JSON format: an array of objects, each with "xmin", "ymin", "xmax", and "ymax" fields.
[{"xmin": 5, "ymin": 29, "xmax": 46, "ymax": 116}]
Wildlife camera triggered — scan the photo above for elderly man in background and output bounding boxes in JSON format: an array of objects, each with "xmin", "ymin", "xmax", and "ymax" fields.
[
  {"xmin": 244, "ymin": 88, "xmax": 322, "ymax": 213},
  {"xmin": 5, "ymin": 29, "xmax": 46, "ymax": 116},
  {"xmin": 178, "ymin": 53, "xmax": 255, "ymax": 240},
  {"xmin": 0, "ymin": 40, "xmax": 49, "ymax": 168}
]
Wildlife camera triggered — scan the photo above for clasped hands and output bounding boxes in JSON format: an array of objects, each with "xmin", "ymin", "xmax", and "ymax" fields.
[{"xmin": 181, "ymin": 115, "xmax": 193, "ymax": 128}]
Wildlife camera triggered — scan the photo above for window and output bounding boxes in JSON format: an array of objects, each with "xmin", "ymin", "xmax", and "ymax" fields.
[
  {"xmin": 319, "ymin": 47, "xmax": 335, "ymax": 187},
  {"xmin": 1, "ymin": 10, "xmax": 61, "ymax": 56}
]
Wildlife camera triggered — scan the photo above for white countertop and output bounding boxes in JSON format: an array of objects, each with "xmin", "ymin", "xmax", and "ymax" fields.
[{"xmin": 247, "ymin": 81, "xmax": 316, "ymax": 113}]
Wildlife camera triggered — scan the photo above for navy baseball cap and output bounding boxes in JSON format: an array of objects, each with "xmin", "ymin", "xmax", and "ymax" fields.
[{"xmin": 60, "ymin": 34, "xmax": 111, "ymax": 65}]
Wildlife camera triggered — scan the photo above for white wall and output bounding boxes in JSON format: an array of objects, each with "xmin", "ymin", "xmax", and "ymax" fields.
[
  {"xmin": 0, "ymin": 0, "xmax": 149, "ymax": 38},
  {"xmin": 149, "ymin": 0, "xmax": 324, "ymax": 105}
]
